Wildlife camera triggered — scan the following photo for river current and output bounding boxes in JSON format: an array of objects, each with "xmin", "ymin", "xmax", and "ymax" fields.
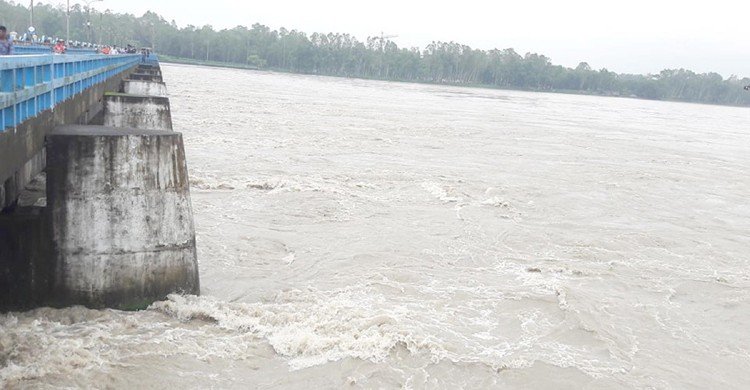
[{"xmin": 2, "ymin": 63, "xmax": 750, "ymax": 389}]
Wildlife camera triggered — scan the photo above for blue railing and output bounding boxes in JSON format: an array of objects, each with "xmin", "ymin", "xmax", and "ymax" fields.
[
  {"xmin": 143, "ymin": 53, "xmax": 159, "ymax": 66},
  {"xmin": 14, "ymin": 45, "xmax": 99, "ymax": 55},
  {"xmin": 13, "ymin": 45, "xmax": 50, "ymax": 55},
  {"xmin": 0, "ymin": 54, "xmax": 140, "ymax": 131}
]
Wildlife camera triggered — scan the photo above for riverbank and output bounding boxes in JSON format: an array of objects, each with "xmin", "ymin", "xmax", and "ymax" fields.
[
  {"xmin": 158, "ymin": 54, "xmax": 260, "ymax": 71},
  {"xmin": 159, "ymin": 54, "xmax": 750, "ymax": 109}
]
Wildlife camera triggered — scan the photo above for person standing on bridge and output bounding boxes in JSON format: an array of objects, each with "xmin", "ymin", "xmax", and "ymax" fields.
[
  {"xmin": 53, "ymin": 39, "xmax": 67, "ymax": 54},
  {"xmin": 0, "ymin": 26, "xmax": 13, "ymax": 55}
]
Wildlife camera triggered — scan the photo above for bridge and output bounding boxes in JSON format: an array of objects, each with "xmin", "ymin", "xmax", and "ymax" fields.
[
  {"xmin": 13, "ymin": 44, "xmax": 100, "ymax": 55},
  {"xmin": 0, "ymin": 52, "xmax": 199, "ymax": 312},
  {"xmin": 0, "ymin": 53, "xmax": 140, "ymax": 207}
]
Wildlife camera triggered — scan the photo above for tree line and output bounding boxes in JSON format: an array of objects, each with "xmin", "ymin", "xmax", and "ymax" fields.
[{"xmin": 2, "ymin": 1, "xmax": 749, "ymax": 106}]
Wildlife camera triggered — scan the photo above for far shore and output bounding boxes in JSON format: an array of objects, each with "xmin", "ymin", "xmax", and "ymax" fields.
[{"xmin": 159, "ymin": 54, "xmax": 750, "ymax": 109}]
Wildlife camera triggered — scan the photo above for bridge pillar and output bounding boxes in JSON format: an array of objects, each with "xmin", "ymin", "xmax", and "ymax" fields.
[
  {"xmin": 46, "ymin": 125, "xmax": 199, "ymax": 310},
  {"xmin": 135, "ymin": 67, "xmax": 162, "ymax": 77},
  {"xmin": 129, "ymin": 72, "xmax": 164, "ymax": 83},
  {"xmin": 103, "ymin": 93, "xmax": 173, "ymax": 131},
  {"xmin": 123, "ymin": 79, "xmax": 168, "ymax": 96}
]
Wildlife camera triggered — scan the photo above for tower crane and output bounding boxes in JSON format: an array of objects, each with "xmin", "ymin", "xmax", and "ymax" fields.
[{"xmin": 375, "ymin": 31, "xmax": 398, "ymax": 51}]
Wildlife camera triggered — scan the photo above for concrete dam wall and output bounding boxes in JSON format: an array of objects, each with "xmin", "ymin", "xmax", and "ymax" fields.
[{"xmin": 0, "ymin": 58, "xmax": 200, "ymax": 311}]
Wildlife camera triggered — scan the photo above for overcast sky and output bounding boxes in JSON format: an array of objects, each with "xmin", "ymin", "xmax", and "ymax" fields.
[{"xmin": 77, "ymin": 0, "xmax": 748, "ymax": 77}]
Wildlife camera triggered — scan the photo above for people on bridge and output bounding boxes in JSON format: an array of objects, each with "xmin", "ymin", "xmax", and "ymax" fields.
[
  {"xmin": 53, "ymin": 39, "xmax": 67, "ymax": 54},
  {"xmin": 0, "ymin": 26, "xmax": 13, "ymax": 55}
]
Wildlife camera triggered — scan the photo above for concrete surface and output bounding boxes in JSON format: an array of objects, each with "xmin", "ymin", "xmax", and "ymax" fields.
[
  {"xmin": 46, "ymin": 125, "xmax": 199, "ymax": 309},
  {"xmin": 123, "ymin": 80, "xmax": 168, "ymax": 97},
  {"xmin": 0, "ymin": 65, "xmax": 138, "ymax": 211},
  {"xmin": 103, "ymin": 94, "xmax": 173, "ymax": 131}
]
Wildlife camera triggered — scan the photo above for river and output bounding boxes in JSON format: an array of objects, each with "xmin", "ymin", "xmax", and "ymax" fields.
[{"xmin": 2, "ymin": 63, "xmax": 750, "ymax": 389}]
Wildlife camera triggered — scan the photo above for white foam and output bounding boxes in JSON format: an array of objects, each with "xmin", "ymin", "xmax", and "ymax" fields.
[
  {"xmin": 421, "ymin": 182, "xmax": 463, "ymax": 203},
  {"xmin": 481, "ymin": 196, "xmax": 510, "ymax": 208},
  {"xmin": 150, "ymin": 290, "xmax": 447, "ymax": 370},
  {"xmin": 282, "ymin": 252, "xmax": 296, "ymax": 265}
]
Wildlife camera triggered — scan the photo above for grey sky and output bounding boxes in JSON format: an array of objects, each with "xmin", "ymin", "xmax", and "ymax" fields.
[{"xmin": 79, "ymin": 0, "xmax": 748, "ymax": 77}]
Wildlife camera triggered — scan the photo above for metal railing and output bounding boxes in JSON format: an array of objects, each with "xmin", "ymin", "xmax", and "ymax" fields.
[
  {"xmin": 14, "ymin": 45, "xmax": 100, "ymax": 55},
  {"xmin": 143, "ymin": 53, "xmax": 160, "ymax": 66},
  {"xmin": 0, "ymin": 54, "xmax": 140, "ymax": 131}
]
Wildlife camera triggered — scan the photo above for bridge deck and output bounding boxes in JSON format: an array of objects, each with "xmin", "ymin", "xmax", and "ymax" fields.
[{"xmin": 1, "ymin": 54, "xmax": 141, "ymax": 131}]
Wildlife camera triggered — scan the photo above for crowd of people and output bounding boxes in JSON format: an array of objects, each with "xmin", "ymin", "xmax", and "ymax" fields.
[
  {"xmin": 99, "ymin": 44, "xmax": 140, "ymax": 55},
  {"xmin": 0, "ymin": 25, "xmax": 148, "ymax": 57}
]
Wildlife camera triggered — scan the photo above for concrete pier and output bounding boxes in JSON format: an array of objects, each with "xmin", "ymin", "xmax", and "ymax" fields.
[
  {"xmin": 0, "ymin": 206, "xmax": 53, "ymax": 310},
  {"xmin": 129, "ymin": 73, "xmax": 164, "ymax": 82},
  {"xmin": 1, "ymin": 55, "xmax": 199, "ymax": 312},
  {"xmin": 137, "ymin": 68, "xmax": 162, "ymax": 76},
  {"xmin": 46, "ymin": 125, "xmax": 199, "ymax": 310},
  {"xmin": 103, "ymin": 93, "xmax": 173, "ymax": 131},
  {"xmin": 123, "ymin": 79, "xmax": 168, "ymax": 96}
]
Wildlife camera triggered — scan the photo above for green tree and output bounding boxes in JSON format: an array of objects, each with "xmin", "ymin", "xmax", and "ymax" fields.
[{"xmin": 1, "ymin": 0, "xmax": 747, "ymax": 106}]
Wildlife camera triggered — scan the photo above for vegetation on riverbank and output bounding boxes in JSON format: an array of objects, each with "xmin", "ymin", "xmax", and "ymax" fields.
[
  {"xmin": 157, "ymin": 54, "xmax": 259, "ymax": 71},
  {"xmin": 3, "ymin": 1, "xmax": 749, "ymax": 106}
]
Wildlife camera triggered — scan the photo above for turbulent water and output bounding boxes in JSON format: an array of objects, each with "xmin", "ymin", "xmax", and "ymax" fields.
[{"xmin": 2, "ymin": 64, "xmax": 750, "ymax": 389}]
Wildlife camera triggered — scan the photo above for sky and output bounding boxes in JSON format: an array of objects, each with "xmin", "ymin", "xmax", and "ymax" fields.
[{"xmin": 68, "ymin": 0, "xmax": 750, "ymax": 77}]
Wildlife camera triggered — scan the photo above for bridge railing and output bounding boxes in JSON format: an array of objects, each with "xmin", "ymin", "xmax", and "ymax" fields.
[
  {"xmin": 14, "ymin": 45, "xmax": 100, "ymax": 55},
  {"xmin": 0, "ymin": 54, "xmax": 140, "ymax": 131},
  {"xmin": 143, "ymin": 53, "xmax": 160, "ymax": 66}
]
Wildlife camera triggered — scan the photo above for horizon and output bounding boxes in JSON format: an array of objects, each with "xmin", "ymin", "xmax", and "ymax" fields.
[{"xmin": 71, "ymin": 0, "xmax": 750, "ymax": 78}]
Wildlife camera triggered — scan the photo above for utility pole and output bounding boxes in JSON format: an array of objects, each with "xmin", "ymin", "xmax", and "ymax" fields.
[
  {"xmin": 66, "ymin": 0, "xmax": 70, "ymax": 44},
  {"xmin": 206, "ymin": 39, "xmax": 210, "ymax": 61},
  {"xmin": 84, "ymin": 0, "xmax": 103, "ymax": 43},
  {"xmin": 98, "ymin": 13, "xmax": 103, "ymax": 45},
  {"xmin": 29, "ymin": 0, "xmax": 34, "ymax": 29},
  {"xmin": 151, "ymin": 22, "xmax": 155, "ymax": 52}
]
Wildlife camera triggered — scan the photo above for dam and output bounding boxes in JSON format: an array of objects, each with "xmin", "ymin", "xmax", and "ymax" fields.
[{"xmin": 0, "ymin": 52, "xmax": 200, "ymax": 311}]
